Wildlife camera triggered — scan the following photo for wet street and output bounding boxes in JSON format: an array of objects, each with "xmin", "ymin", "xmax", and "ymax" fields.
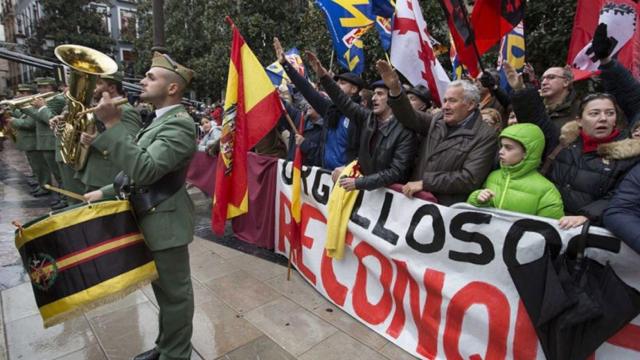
[{"xmin": 0, "ymin": 141, "xmax": 416, "ymax": 360}]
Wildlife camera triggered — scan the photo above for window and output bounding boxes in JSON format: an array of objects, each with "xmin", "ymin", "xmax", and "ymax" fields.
[
  {"xmin": 119, "ymin": 8, "xmax": 137, "ymax": 41},
  {"xmin": 89, "ymin": 3, "xmax": 111, "ymax": 33}
]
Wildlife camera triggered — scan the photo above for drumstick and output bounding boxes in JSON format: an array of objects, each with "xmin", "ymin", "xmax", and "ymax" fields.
[
  {"xmin": 76, "ymin": 98, "xmax": 129, "ymax": 117},
  {"xmin": 44, "ymin": 184, "xmax": 86, "ymax": 202}
]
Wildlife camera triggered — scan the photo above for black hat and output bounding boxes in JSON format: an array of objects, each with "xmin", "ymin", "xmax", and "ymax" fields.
[
  {"xmin": 407, "ymin": 85, "xmax": 432, "ymax": 107},
  {"xmin": 369, "ymin": 79, "xmax": 388, "ymax": 90},
  {"xmin": 333, "ymin": 72, "xmax": 365, "ymax": 90}
]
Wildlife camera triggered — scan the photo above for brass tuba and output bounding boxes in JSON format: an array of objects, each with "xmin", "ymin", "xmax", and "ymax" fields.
[{"xmin": 54, "ymin": 44, "xmax": 118, "ymax": 171}]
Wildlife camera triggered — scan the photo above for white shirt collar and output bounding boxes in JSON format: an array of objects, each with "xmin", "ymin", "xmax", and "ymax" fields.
[{"xmin": 154, "ymin": 104, "xmax": 181, "ymax": 120}]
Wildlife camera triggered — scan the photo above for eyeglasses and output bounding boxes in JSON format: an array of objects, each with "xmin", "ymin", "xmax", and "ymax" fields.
[{"xmin": 541, "ymin": 74, "xmax": 566, "ymax": 81}]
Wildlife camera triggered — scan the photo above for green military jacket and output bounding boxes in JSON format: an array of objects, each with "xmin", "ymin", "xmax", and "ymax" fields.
[
  {"xmin": 93, "ymin": 105, "xmax": 196, "ymax": 251},
  {"xmin": 9, "ymin": 109, "xmax": 37, "ymax": 151},
  {"xmin": 21, "ymin": 94, "xmax": 65, "ymax": 152},
  {"xmin": 78, "ymin": 103, "xmax": 142, "ymax": 188}
]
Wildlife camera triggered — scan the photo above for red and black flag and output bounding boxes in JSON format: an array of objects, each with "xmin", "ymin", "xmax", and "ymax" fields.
[
  {"xmin": 15, "ymin": 200, "xmax": 157, "ymax": 328},
  {"xmin": 471, "ymin": 0, "xmax": 525, "ymax": 55},
  {"xmin": 437, "ymin": 0, "xmax": 482, "ymax": 77}
]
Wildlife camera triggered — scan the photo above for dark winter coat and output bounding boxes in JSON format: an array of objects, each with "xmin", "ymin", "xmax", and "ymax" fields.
[
  {"xmin": 388, "ymin": 90, "xmax": 498, "ymax": 206},
  {"xmin": 319, "ymin": 76, "xmax": 417, "ymax": 191}
]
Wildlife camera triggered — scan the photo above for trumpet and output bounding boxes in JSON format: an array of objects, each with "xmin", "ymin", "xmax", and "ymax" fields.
[{"xmin": 0, "ymin": 92, "xmax": 57, "ymax": 109}]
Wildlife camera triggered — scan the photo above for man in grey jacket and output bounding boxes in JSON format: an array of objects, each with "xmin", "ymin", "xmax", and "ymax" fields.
[{"xmin": 377, "ymin": 60, "xmax": 497, "ymax": 205}]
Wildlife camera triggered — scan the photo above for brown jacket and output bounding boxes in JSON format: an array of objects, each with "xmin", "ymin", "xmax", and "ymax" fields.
[
  {"xmin": 388, "ymin": 91, "xmax": 498, "ymax": 205},
  {"xmin": 546, "ymin": 89, "xmax": 580, "ymax": 131}
]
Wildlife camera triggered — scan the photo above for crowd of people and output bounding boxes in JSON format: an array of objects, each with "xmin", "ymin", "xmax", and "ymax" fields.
[
  {"xmin": 1, "ymin": 23, "xmax": 640, "ymax": 359},
  {"xmin": 257, "ymin": 33, "xmax": 640, "ymax": 253}
]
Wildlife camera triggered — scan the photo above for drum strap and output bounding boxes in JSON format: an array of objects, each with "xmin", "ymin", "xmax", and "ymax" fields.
[{"xmin": 114, "ymin": 166, "xmax": 188, "ymax": 216}]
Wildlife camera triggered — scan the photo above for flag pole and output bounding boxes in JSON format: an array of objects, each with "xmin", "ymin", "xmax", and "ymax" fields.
[
  {"xmin": 328, "ymin": 49, "xmax": 335, "ymax": 73},
  {"xmin": 279, "ymin": 99, "xmax": 299, "ymax": 136}
]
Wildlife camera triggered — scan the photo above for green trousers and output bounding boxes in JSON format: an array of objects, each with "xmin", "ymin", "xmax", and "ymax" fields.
[
  {"xmin": 151, "ymin": 245, "xmax": 194, "ymax": 360},
  {"xmin": 25, "ymin": 150, "xmax": 51, "ymax": 187},
  {"xmin": 42, "ymin": 150, "xmax": 62, "ymax": 186},
  {"xmin": 57, "ymin": 162, "xmax": 85, "ymax": 204}
]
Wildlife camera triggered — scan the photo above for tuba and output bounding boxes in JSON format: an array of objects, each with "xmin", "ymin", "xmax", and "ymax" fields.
[{"xmin": 54, "ymin": 45, "xmax": 118, "ymax": 171}]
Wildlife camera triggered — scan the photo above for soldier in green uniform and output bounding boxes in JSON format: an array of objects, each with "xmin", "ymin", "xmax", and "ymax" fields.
[
  {"xmin": 84, "ymin": 52, "xmax": 196, "ymax": 360},
  {"xmin": 6, "ymin": 84, "xmax": 52, "ymax": 196},
  {"xmin": 22, "ymin": 77, "xmax": 68, "ymax": 209},
  {"xmin": 77, "ymin": 69, "xmax": 142, "ymax": 192}
]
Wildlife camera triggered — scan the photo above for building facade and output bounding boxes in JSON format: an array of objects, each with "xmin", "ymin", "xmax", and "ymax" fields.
[{"xmin": 0, "ymin": 0, "xmax": 140, "ymax": 91}]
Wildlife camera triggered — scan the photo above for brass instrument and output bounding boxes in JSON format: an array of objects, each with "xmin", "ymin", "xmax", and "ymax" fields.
[
  {"xmin": 0, "ymin": 92, "xmax": 57, "ymax": 109},
  {"xmin": 54, "ymin": 44, "xmax": 118, "ymax": 171}
]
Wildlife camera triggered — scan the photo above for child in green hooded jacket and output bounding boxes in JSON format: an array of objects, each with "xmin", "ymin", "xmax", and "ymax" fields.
[{"xmin": 467, "ymin": 123, "xmax": 564, "ymax": 219}]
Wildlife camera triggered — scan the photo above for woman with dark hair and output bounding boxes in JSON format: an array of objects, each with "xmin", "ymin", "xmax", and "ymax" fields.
[{"xmin": 506, "ymin": 63, "xmax": 640, "ymax": 229}]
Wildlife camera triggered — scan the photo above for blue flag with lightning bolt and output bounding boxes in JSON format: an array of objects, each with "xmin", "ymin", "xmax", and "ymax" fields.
[{"xmin": 315, "ymin": 0, "xmax": 375, "ymax": 74}]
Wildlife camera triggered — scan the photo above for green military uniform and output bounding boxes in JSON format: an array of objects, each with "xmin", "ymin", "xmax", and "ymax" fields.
[
  {"xmin": 21, "ymin": 79, "xmax": 65, "ymax": 191},
  {"xmin": 10, "ymin": 107, "xmax": 52, "ymax": 188},
  {"xmin": 93, "ymin": 53, "xmax": 196, "ymax": 360},
  {"xmin": 44, "ymin": 94, "xmax": 86, "ymax": 201},
  {"xmin": 78, "ymin": 102, "xmax": 142, "ymax": 192}
]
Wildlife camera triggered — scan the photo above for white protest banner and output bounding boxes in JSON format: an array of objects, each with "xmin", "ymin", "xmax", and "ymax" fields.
[{"xmin": 274, "ymin": 160, "xmax": 640, "ymax": 359}]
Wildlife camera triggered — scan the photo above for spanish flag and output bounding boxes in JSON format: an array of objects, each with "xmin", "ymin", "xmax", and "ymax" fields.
[{"xmin": 212, "ymin": 18, "xmax": 283, "ymax": 235}]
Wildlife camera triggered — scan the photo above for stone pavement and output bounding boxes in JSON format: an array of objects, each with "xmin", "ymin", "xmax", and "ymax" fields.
[{"xmin": 0, "ymin": 141, "xmax": 418, "ymax": 360}]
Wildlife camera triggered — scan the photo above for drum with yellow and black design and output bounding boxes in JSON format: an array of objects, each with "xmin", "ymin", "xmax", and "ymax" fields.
[{"xmin": 15, "ymin": 199, "xmax": 157, "ymax": 328}]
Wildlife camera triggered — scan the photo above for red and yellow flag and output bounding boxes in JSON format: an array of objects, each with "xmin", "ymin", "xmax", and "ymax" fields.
[
  {"xmin": 289, "ymin": 113, "xmax": 305, "ymax": 257},
  {"xmin": 212, "ymin": 18, "xmax": 283, "ymax": 235}
]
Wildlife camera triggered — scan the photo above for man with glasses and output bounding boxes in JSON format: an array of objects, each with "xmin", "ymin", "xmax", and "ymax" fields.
[
  {"xmin": 84, "ymin": 52, "xmax": 196, "ymax": 360},
  {"xmin": 539, "ymin": 66, "xmax": 580, "ymax": 129}
]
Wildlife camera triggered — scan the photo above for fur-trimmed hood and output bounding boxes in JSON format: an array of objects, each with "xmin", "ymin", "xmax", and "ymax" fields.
[{"xmin": 559, "ymin": 120, "xmax": 640, "ymax": 160}]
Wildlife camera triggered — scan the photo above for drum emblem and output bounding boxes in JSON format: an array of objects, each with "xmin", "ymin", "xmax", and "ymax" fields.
[{"xmin": 28, "ymin": 253, "xmax": 58, "ymax": 291}]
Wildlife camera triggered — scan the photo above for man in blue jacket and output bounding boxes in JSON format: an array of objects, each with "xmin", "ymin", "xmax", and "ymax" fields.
[{"xmin": 274, "ymin": 37, "xmax": 362, "ymax": 170}]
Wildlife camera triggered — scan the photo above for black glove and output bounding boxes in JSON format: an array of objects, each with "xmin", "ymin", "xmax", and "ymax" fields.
[
  {"xmin": 479, "ymin": 71, "xmax": 497, "ymax": 90},
  {"xmin": 591, "ymin": 23, "xmax": 617, "ymax": 60}
]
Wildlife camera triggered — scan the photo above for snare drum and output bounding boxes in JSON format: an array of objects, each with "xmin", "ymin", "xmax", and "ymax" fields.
[{"xmin": 15, "ymin": 199, "xmax": 157, "ymax": 328}]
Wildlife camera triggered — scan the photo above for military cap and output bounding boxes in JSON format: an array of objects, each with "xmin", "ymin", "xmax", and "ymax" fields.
[
  {"xmin": 17, "ymin": 83, "xmax": 36, "ymax": 92},
  {"xmin": 150, "ymin": 51, "xmax": 194, "ymax": 85},
  {"xmin": 35, "ymin": 77, "xmax": 57, "ymax": 86},
  {"xmin": 334, "ymin": 72, "xmax": 365, "ymax": 91}
]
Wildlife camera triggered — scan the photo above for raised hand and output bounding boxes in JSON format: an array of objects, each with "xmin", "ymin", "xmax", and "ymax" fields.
[
  {"xmin": 375, "ymin": 60, "xmax": 402, "ymax": 96},
  {"xmin": 273, "ymin": 37, "xmax": 286, "ymax": 65},
  {"xmin": 305, "ymin": 51, "xmax": 328, "ymax": 78},
  {"xmin": 503, "ymin": 62, "xmax": 524, "ymax": 90}
]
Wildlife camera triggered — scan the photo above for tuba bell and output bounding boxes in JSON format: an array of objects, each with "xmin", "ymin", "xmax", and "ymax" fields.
[{"xmin": 54, "ymin": 44, "xmax": 118, "ymax": 171}]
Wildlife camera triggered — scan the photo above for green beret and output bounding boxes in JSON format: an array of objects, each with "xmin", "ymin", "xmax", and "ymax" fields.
[
  {"xmin": 150, "ymin": 51, "xmax": 194, "ymax": 86},
  {"xmin": 35, "ymin": 77, "xmax": 57, "ymax": 86}
]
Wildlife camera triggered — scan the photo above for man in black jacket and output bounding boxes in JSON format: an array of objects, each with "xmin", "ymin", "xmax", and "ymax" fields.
[{"xmin": 306, "ymin": 52, "xmax": 417, "ymax": 191}]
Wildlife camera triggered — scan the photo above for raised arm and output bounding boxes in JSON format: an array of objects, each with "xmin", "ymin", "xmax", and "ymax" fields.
[
  {"xmin": 274, "ymin": 37, "xmax": 332, "ymax": 116},
  {"xmin": 376, "ymin": 60, "xmax": 433, "ymax": 135},
  {"xmin": 305, "ymin": 51, "xmax": 369, "ymax": 127}
]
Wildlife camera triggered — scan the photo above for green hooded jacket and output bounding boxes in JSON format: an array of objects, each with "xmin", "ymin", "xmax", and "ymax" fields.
[{"xmin": 467, "ymin": 123, "xmax": 564, "ymax": 219}]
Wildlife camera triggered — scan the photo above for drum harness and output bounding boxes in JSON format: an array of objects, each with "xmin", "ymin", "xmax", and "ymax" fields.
[{"xmin": 114, "ymin": 166, "xmax": 189, "ymax": 217}]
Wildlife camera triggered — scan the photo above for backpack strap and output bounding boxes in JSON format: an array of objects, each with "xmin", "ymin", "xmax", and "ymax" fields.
[{"xmin": 541, "ymin": 144, "xmax": 565, "ymax": 176}]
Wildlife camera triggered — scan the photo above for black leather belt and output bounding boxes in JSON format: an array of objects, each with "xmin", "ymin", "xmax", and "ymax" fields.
[{"xmin": 114, "ymin": 167, "xmax": 188, "ymax": 216}]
